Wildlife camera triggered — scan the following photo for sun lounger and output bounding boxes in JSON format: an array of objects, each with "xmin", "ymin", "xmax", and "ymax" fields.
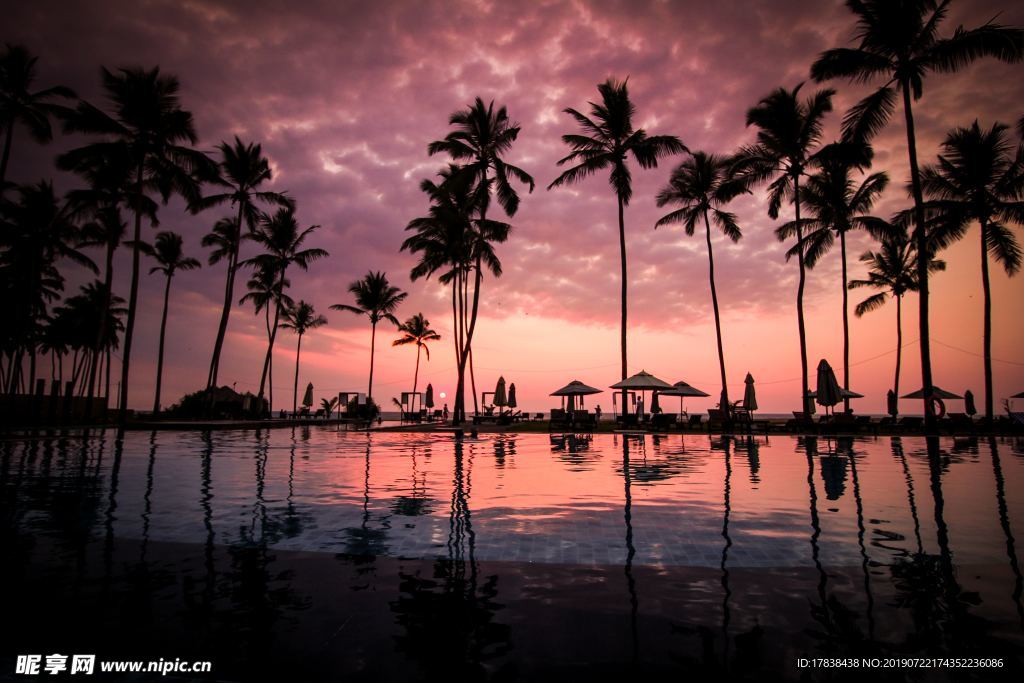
[
  {"xmin": 650, "ymin": 413, "xmax": 677, "ymax": 431},
  {"xmin": 785, "ymin": 411, "xmax": 816, "ymax": 433},
  {"xmin": 687, "ymin": 414, "xmax": 704, "ymax": 431}
]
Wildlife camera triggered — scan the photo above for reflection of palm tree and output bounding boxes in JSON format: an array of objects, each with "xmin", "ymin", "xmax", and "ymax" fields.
[
  {"xmin": 392, "ymin": 313, "xmax": 440, "ymax": 411},
  {"xmin": 811, "ymin": 0, "xmax": 1023, "ymax": 427},
  {"xmin": 60, "ymin": 67, "xmax": 214, "ymax": 418},
  {"xmin": 279, "ymin": 300, "xmax": 326, "ymax": 415},
  {"xmin": 0, "ymin": 44, "xmax": 75, "ymax": 189},
  {"xmin": 919, "ymin": 122, "xmax": 1023, "ymax": 419},
  {"xmin": 332, "ymin": 271, "xmax": 406, "ymax": 400},
  {"xmin": 890, "ymin": 437, "xmax": 923, "ymax": 555},
  {"xmin": 849, "ymin": 232, "xmax": 944, "ymax": 412},
  {"xmin": 840, "ymin": 438, "xmax": 875, "ymax": 641},
  {"xmin": 781, "ymin": 143, "xmax": 891, "ymax": 412},
  {"xmin": 655, "ymin": 152, "xmax": 749, "ymax": 410},
  {"xmin": 988, "ymin": 437, "xmax": 1024, "ymax": 630},
  {"xmin": 142, "ymin": 231, "xmax": 200, "ymax": 414},
  {"xmin": 737, "ymin": 84, "xmax": 834, "ymax": 412},
  {"xmin": 140, "ymin": 430, "xmax": 157, "ymax": 563},
  {"xmin": 198, "ymin": 137, "xmax": 291, "ymax": 392},
  {"xmin": 619, "ymin": 434, "xmax": 640, "ymax": 662},
  {"xmin": 549, "ymin": 79, "xmax": 685, "ymax": 413},
  {"xmin": 719, "ymin": 436, "xmax": 733, "ymax": 671}
]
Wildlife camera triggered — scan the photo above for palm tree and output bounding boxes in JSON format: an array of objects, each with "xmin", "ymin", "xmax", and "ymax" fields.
[
  {"xmin": 49, "ymin": 281, "xmax": 126, "ymax": 397},
  {"xmin": 849, "ymin": 231, "xmax": 945, "ymax": 412},
  {"xmin": 401, "ymin": 165, "xmax": 509, "ymax": 423},
  {"xmin": 280, "ymin": 300, "xmax": 327, "ymax": 415},
  {"xmin": 919, "ymin": 121, "xmax": 1023, "ymax": 419},
  {"xmin": 393, "ymin": 313, "xmax": 441, "ymax": 412},
  {"xmin": 654, "ymin": 151, "xmax": 750, "ymax": 413},
  {"xmin": 811, "ymin": 0, "xmax": 1023, "ymax": 426},
  {"xmin": 736, "ymin": 84, "xmax": 834, "ymax": 414},
  {"xmin": 240, "ymin": 263, "xmax": 293, "ymax": 412},
  {"xmin": 548, "ymin": 78, "xmax": 685, "ymax": 412},
  {"xmin": 779, "ymin": 142, "xmax": 892, "ymax": 411},
  {"xmin": 0, "ymin": 44, "xmax": 75, "ymax": 189},
  {"xmin": 427, "ymin": 98, "xmax": 533, "ymax": 419},
  {"xmin": 241, "ymin": 207, "xmax": 327, "ymax": 411},
  {"xmin": 142, "ymin": 231, "xmax": 200, "ymax": 414},
  {"xmin": 58, "ymin": 66, "xmax": 215, "ymax": 418},
  {"xmin": 332, "ymin": 271, "xmax": 407, "ymax": 400},
  {"xmin": 197, "ymin": 137, "xmax": 291, "ymax": 391}
]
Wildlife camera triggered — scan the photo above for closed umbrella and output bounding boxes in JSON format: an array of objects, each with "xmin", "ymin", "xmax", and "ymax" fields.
[
  {"xmin": 887, "ymin": 389, "xmax": 898, "ymax": 417},
  {"xmin": 743, "ymin": 373, "xmax": 758, "ymax": 412},
  {"xmin": 964, "ymin": 390, "xmax": 976, "ymax": 416},
  {"xmin": 508, "ymin": 383, "xmax": 517, "ymax": 410},
  {"xmin": 494, "ymin": 376, "xmax": 507, "ymax": 414},
  {"xmin": 425, "ymin": 384, "xmax": 434, "ymax": 409},
  {"xmin": 651, "ymin": 391, "xmax": 661, "ymax": 414},
  {"xmin": 302, "ymin": 382, "xmax": 314, "ymax": 408},
  {"xmin": 815, "ymin": 359, "xmax": 842, "ymax": 414}
]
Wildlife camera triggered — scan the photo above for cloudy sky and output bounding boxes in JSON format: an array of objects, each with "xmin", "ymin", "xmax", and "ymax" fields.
[{"xmin": 5, "ymin": 0, "xmax": 1024, "ymax": 413}]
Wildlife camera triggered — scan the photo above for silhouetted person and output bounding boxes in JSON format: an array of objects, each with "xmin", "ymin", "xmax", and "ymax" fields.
[{"xmin": 595, "ymin": 405, "xmax": 602, "ymax": 422}]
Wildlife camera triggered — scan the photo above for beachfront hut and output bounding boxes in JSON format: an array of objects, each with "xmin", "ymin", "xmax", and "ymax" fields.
[
  {"xmin": 610, "ymin": 370, "xmax": 672, "ymax": 417},
  {"xmin": 743, "ymin": 373, "xmax": 758, "ymax": 413},
  {"xmin": 815, "ymin": 360, "xmax": 842, "ymax": 415},
  {"xmin": 661, "ymin": 380, "xmax": 710, "ymax": 416}
]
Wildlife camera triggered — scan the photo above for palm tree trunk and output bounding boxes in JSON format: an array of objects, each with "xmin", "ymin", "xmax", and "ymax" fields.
[
  {"xmin": 412, "ymin": 344, "xmax": 421, "ymax": 404},
  {"xmin": 979, "ymin": 220, "xmax": 994, "ymax": 419},
  {"xmin": 208, "ymin": 204, "xmax": 245, "ymax": 390},
  {"xmin": 469, "ymin": 347, "xmax": 478, "ymax": 416},
  {"xmin": 901, "ymin": 85, "xmax": 935, "ymax": 430},
  {"xmin": 368, "ymin": 321, "xmax": 377, "ymax": 399},
  {"xmin": 451, "ymin": 277, "xmax": 461, "ymax": 423},
  {"xmin": 894, "ymin": 294, "xmax": 902, "ymax": 416},
  {"xmin": 703, "ymin": 212, "xmax": 729, "ymax": 409},
  {"xmin": 257, "ymin": 270, "xmax": 285, "ymax": 412},
  {"xmin": 118, "ymin": 163, "xmax": 146, "ymax": 420},
  {"xmin": 292, "ymin": 332, "xmax": 303, "ymax": 415},
  {"xmin": 88, "ymin": 241, "xmax": 116, "ymax": 405},
  {"xmin": 0, "ymin": 122, "xmax": 13, "ymax": 189},
  {"xmin": 794, "ymin": 174, "xmax": 809, "ymax": 415},
  {"xmin": 152, "ymin": 274, "xmax": 172, "ymax": 415},
  {"xmin": 617, "ymin": 193, "xmax": 628, "ymax": 415},
  {"xmin": 459, "ymin": 259, "xmax": 484, "ymax": 420},
  {"xmin": 840, "ymin": 230, "xmax": 850, "ymax": 413}
]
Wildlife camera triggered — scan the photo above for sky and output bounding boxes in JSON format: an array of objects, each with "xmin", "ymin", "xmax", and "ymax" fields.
[{"xmin": 4, "ymin": 0, "xmax": 1024, "ymax": 414}]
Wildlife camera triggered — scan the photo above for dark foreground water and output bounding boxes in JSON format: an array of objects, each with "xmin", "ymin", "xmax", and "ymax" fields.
[{"xmin": 2, "ymin": 429, "xmax": 1023, "ymax": 681}]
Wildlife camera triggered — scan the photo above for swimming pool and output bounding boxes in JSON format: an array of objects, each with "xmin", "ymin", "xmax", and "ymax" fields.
[{"xmin": 2, "ymin": 429, "xmax": 1022, "ymax": 680}]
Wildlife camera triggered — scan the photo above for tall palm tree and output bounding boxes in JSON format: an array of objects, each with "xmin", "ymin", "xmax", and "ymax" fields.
[
  {"xmin": 654, "ymin": 151, "xmax": 750, "ymax": 413},
  {"xmin": 393, "ymin": 313, "xmax": 441, "ymax": 411},
  {"xmin": 280, "ymin": 300, "xmax": 327, "ymax": 415},
  {"xmin": 197, "ymin": 137, "xmax": 291, "ymax": 391},
  {"xmin": 849, "ymin": 231, "xmax": 945, "ymax": 413},
  {"xmin": 548, "ymin": 78, "xmax": 685, "ymax": 412},
  {"xmin": 736, "ymin": 84, "xmax": 834, "ymax": 413},
  {"xmin": 427, "ymin": 98, "xmax": 533, "ymax": 419},
  {"xmin": 779, "ymin": 142, "xmax": 892, "ymax": 411},
  {"xmin": 919, "ymin": 121, "xmax": 1023, "ymax": 419},
  {"xmin": 0, "ymin": 44, "xmax": 75, "ymax": 189},
  {"xmin": 58, "ymin": 66, "xmax": 215, "ymax": 417},
  {"xmin": 241, "ymin": 207, "xmax": 327, "ymax": 411},
  {"xmin": 811, "ymin": 0, "xmax": 1023, "ymax": 426},
  {"xmin": 240, "ymin": 263, "xmax": 293, "ymax": 412},
  {"xmin": 332, "ymin": 271, "xmax": 407, "ymax": 400},
  {"xmin": 142, "ymin": 231, "xmax": 200, "ymax": 414},
  {"xmin": 401, "ymin": 165, "xmax": 509, "ymax": 423}
]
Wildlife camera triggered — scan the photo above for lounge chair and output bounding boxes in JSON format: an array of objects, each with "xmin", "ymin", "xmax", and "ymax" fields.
[
  {"xmin": 707, "ymin": 408, "xmax": 728, "ymax": 432},
  {"xmin": 650, "ymin": 413, "xmax": 677, "ymax": 431},
  {"xmin": 534, "ymin": 412, "xmax": 544, "ymax": 421},
  {"xmin": 687, "ymin": 414, "xmax": 704, "ymax": 431},
  {"xmin": 946, "ymin": 413, "xmax": 974, "ymax": 434},
  {"xmin": 785, "ymin": 411, "xmax": 816, "ymax": 433},
  {"xmin": 896, "ymin": 416, "xmax": 924, "ymax": 432}
]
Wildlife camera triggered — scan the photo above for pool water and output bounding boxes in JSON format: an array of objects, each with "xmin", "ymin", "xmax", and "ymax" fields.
[{"xmin": 2, "ymin": 429, "xmax": 1023, "ymax": 680}]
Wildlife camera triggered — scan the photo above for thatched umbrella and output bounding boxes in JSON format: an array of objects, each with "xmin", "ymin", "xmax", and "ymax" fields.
[
  {"xmin": 610, "ymin": 370, "xmax": 672, "ymax": 417},
  {"xmin": 661, "ymin": 380, "xmax": 710, "ymax": 416}
]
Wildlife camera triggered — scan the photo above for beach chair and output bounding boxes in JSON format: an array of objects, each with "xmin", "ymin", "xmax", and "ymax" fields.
[
  {"xmin": 534, "ymin": 412, "xmax": 544, "ymax": 421},
  {"xmin": 687, "ymin": 414, "xmax": 704, "ymax": 431},
  {"xmin": 946, "ymin": 413, "xmax": 974, "ymax": 434},
  {"xmin": 650, "ymin": 413, "xmax": 676, "ymax": 431},
  {"xmin": 785, "ymin": 411, "xmax": 816, "ymax": 433},
  {"xmin": 707, "ymin": 408, "xmax": 728, "ymax": 432},
  {"xmin": 896, "ymin": 416, "xmax": 924, "ymax": 432}
]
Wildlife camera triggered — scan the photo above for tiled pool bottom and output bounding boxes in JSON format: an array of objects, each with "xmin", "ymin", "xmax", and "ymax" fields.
[{"xmin": 3, "ymin": 429, "xmax": 1024, "ymax": 680}]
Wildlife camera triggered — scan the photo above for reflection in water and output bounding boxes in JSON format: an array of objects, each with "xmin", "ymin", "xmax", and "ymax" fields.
[
  {"xmin": 989, "ymin": 437, "xmax": 1024, "ymax": 630},
  {"xmin": 343, "ymin": 437, "xmax": 389, "ymax": 557},
  {"xmin": 720, "ymin": 437, "xmax": 732, "ymax": 671},
  {"xmin": 620, "ymin": 434, "xmax": 639, "ymax": 662},
  {"xmin": 841, "ymin": 437, "xmax": 875, "ymax": 642}
]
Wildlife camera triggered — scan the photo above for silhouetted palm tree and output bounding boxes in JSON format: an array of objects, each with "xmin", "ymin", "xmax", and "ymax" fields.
[
  {"xmin": 655, "ymin": 151, "xmax": 750, "ymax": 412},
  {"xmin": 849, "ymin": 231, "xmax": 945, "ymax": 406},
  {"xmin": 428, "ymin": 98, "xmax": 533, "ymax": 419},
  {"xmin": 0, "ymin": 180, "xmax": 95, "ymax": 392},
  {"xmin": 0, "ymin": 44, "xmax": 75, "ymax": 189},
  {"xmin": 548, "ymin": 78, "xmax": 685, "ymax": 411},
  {"xmin": 240, "ymin": 264, "xmax": 292, "ymax": 414},
  {"xmin": 779, "ymin": 142, "xmax": 892, "ymax": 411},
  {"xmin": 736, "ymin": 84, "xmax": 834, "ymax": 413},
  {"xmin": 402, "ymin": 165, "xmax": 509, "ymax": 423},
  {"xmin": 59, "ymin": 66, "xmax": 215, "ymax": 417},
  {"xmin": 393, "ymin": 313, "xmax": 441, "ymax": 411},
  {"xmin": 332, "ymin": 271, "xmax": 406, "ymax": 400},
  {"xmin": 141, "ymin": 231, "xmax": 200, "ymax": 414},
  {"xmin": 48, "ymin": 281, "xmax": 126, "ymax": 396},
  {"xmin": 197, "ymin": 137, "xmax": 291, "ymax": 391},
  {"xmin": 280, "ymin": 300, "xmax": 327, "ymax": 415},
  {"xmin": 241, "ymin": 207, "xmax": 326, "ymax": 411},
  {"xmin": 919, "ymin": 121, "xmax": 1023, "ymax": 419},
  {"xmin": 811, "ymin": 0, "xmax": 1023, "ymax": 426}
]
